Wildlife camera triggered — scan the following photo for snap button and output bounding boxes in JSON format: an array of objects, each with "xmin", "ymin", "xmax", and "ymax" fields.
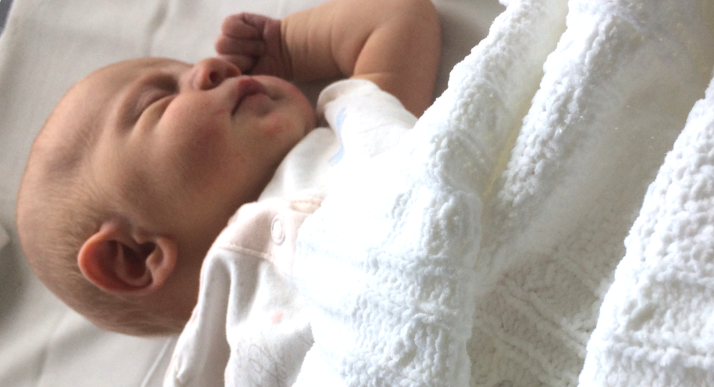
[{"xmin": 271, "ymin": 216, "xmax": 285, "ymax": 245}]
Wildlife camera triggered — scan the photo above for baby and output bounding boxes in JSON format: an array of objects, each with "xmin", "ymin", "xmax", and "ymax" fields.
[{"xmin": 16, "ymin": 0, "xmax": 440, "ymax": 336}]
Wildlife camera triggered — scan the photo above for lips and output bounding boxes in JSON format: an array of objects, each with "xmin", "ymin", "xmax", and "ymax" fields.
[{"xmin": 232, "ymin": 76, "xmax": 269, "ymax": 115}]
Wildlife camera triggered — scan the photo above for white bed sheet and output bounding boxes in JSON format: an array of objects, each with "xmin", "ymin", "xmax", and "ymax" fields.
[{"xmin": 0, "ymin": 0, "xmax": 503, "ymax": 386}]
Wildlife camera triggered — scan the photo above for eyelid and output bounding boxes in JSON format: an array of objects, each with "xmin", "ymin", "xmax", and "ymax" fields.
[
  {"xmin": 138, "ymin": 90, "xmax": 173, "ymax": 114},
  {"xmin": 137, "ymin": 76, "xmax": 179, "ymax": 117}
]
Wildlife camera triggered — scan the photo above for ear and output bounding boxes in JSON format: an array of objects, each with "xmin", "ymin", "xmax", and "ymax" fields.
[{"xmin": 77, "ymin": 221, "xmax": 178, "ymax": 295}]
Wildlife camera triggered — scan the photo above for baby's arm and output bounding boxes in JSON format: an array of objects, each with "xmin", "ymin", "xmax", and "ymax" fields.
[{"xmin": 216, "ymin": 0, "xmax": 441, "ymax": 116}]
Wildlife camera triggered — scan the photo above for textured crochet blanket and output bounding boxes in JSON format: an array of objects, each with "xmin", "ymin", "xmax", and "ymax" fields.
[{"xmin": 292, "ymin": 0, "xmax": 714, "ymax": 386}]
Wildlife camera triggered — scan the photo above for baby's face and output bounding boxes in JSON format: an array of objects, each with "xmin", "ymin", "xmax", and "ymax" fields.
[{"xmin": 68, "ymin": 57, "xmax": 315, "ymax": 260}]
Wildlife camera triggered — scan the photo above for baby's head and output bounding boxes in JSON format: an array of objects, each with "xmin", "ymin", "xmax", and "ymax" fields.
[{"xmin": 16, "ymin": 57, "xmax": 315, "ymax": 335}]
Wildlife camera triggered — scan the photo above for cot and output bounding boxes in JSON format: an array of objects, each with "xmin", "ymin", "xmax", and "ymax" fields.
[{"xmin": 1, "ymin": 0, "xmax": 713, "ymax": 386}]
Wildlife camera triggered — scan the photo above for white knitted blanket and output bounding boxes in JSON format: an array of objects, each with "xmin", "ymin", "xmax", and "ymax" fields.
[{"xmin": 292, "ymin": 0, "xmax": 714, "ymax": 386}]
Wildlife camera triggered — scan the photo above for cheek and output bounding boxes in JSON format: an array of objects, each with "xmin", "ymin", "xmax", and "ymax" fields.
[
  {"xmin": 266, "ymin": 99, "xmax": 315, "ymax": 143},
  {"xmin": 258, "ymin": 114, "xmax": 307, "ymax": 159},
  {"xmin": 164, "ymin": 99, "xmax": 230, "ymax": 149},
  {"xmin": 158, "ymin": 101, "xmax": 235, "ymax": 181}
]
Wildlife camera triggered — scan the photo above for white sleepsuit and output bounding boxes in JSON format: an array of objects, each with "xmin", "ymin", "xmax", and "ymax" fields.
[{"xmin": 164, "ymin": 79, "xmax": 416, "ymax": 387}]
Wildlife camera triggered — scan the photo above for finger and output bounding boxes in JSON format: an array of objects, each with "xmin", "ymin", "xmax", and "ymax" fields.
[
  {"xmin": 219, "ymin": 54, "xmax": 256, "ymax": 73},
  {"xmin": 237, "ymin": 13, "xmax": 275, "ymax": 31},
  {"xmin": 215, "ymin": 35, "xmax": 266, "ymax": 56},
  {"xmin": 221, "ymin": 13, "xmax": 262, "ymax": 39}
]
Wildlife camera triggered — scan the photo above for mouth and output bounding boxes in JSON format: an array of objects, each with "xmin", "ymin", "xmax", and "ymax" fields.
[{"xmin": 232, "ymin": 76, "xmax": 269, "ymax": 115}]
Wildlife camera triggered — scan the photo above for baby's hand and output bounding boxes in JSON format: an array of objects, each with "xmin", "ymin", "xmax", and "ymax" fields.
[{"xmin": 215, "ymin": 13, "xmax": 292, "ymax": 79}]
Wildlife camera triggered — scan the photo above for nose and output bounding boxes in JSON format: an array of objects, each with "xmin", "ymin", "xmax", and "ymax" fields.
[{"xmin": 190, "ymin": 57, "xmax": 241, "ymax": 90}]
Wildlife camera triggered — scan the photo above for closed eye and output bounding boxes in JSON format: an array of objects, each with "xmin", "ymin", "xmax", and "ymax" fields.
[
  {"xmin": 117, "ymin": 64, "xmax": 188, "ymax": 129},
  {"xmin": 138, "ymin": 90, "xmax": 175, "ymax": 117},
  {"xmin": 131, "ymin": 74, "xmax": 179, "ymax": 121}
]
